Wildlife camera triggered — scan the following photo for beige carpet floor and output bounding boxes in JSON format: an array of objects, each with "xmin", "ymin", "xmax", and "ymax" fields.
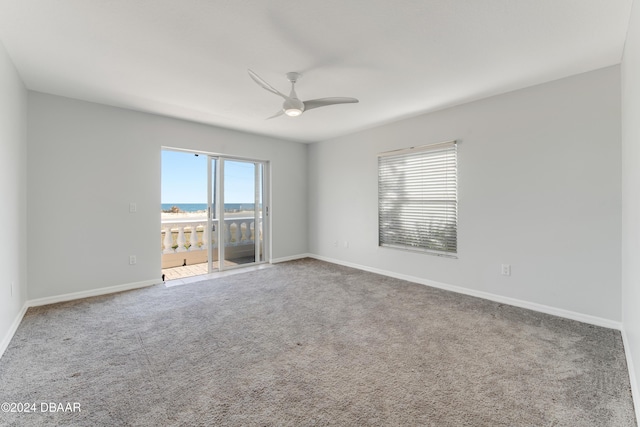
[{"xmin": 0, "ymin": 258, "xmax": 636, "ymax": 426}]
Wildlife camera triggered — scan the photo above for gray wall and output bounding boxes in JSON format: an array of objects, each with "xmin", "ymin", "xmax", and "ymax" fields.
[
  {"xmin": 309, "ymin": 66, "xmax": 621, "ymax": 322},
  {"xmin": 27, "ymin": 93, "xmax": 308, "ymax": 299},
  {"xmin": 622, "ymin": 0, "xmax": 640, "ymax": 412},
  {"xmin": 0, "ymin": 40, "xmax": 27, "ymax": 354}
]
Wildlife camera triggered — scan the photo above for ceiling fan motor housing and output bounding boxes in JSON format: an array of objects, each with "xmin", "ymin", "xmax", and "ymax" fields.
[{"xmin": 283, "ymin": 97, "xmax": 304, "ymax": 116}]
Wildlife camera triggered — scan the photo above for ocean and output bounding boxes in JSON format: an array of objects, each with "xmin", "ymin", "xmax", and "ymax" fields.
[{"xmin": 161, "ymin": 203, "xmax": 258, "ymax": 213}]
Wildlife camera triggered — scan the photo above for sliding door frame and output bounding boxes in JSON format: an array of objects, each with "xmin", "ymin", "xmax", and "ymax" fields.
[{"xmin": 208, "ymin": 155, "xmax": 270, "ymax": 272}]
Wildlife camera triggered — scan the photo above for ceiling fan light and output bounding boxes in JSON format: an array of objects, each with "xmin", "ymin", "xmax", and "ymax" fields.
[{"xmin": 285, "ymin": 108, "xmax": 302, "ymax": 117}]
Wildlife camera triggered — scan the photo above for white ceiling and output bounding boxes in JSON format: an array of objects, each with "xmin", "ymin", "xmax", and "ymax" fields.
[{"xmin": 0, "ymin": 0, "xmax": 633, "ymax": 143}]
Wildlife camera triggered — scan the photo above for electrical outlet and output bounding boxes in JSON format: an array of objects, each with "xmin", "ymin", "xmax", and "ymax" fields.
[
  {"xmin": 343, "ymin": 241, "xmax": 349, "ymax": 248},
  {"xmin": 501, "ymin": 264, "xmax": 511, "ymax": 276},
  {"xmin": 129, "ymin": 255, "xmax": 137, "ymax": 265},
  {"xmin": 129, "ymin": 202, "xmax": 137, "ymax": 213},
  {"xmin": 333, "ymin": 240, "xmax": 339, "ymax": 247}
]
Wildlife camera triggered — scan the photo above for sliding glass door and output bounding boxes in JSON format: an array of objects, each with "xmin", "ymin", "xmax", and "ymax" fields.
[{"xmin": 209, "ymin": 157, "xmax": 267, "ymax": 271}]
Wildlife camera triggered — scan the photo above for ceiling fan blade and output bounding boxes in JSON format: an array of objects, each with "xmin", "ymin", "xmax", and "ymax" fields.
[
  {"xmin": 303, "ymin": 97, "xmax": 359, "ymax": 111},
  {"xmin": 266, "ymin": 109, "xmax": 285, "ymax": 120},
  {"xmin": 248, "ymin": 69, "xmax": 289, "ymax": 100}
]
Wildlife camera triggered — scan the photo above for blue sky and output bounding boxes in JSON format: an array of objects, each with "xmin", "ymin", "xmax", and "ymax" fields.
[{"xmin": 161, "ymin": 150, "xmax": 256, "ymax": 203}]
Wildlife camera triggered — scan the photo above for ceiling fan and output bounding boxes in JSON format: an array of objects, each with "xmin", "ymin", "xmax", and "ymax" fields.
[{"xmin": 248, "ymin": 69, "xmax": 359, "ymax": 119}]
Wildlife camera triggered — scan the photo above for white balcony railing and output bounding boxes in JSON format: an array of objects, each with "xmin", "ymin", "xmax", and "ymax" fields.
[
  {"xmin": 161, "ymin": 217, "xmax": 261, "ymax": 254},
  {"xmin": 162, "ymin": 216, "xmax": 263, "ymax": 268}
]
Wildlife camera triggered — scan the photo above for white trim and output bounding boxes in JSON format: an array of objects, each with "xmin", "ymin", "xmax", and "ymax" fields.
[
  {"xmin": 0, "ymin": 258, "xmax": 625, "ymax": 350},
  {"xmin": 218, "ymin": 158, "xmax": 226, "ymax": 267},
  {"xmin": 207, "ymin": 155, "xmax": 214, "ymax": 274},
  {"xmin": 0, "ymin": 302, "xmax": 29, "ymax": 359},
  {"xmin": 28, "ymin": 279, "xmax": 158, "ymax": 307},
  {"xmin": 378, "ymin": 139, "xmax": 456, "ymax": 157},
  {"xmin": 621, "ymin": 328, "xmax": 640, "ymax": 423},
  {"xmin": 308, "ymin": 254, "xmax": 622, "ymax": 330},
  {"xmin": 0, "ymin": 278, "xmax": 160, "ymax": 361},
  {"xmin": 271, "ymin": 253, "xmax": 312, "ymax": 264}
]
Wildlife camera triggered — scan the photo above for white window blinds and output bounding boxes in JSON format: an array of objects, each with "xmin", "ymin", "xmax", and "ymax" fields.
[{"xmin": 378, "ymin": 141, "xmax": 458, "ymax": 256}]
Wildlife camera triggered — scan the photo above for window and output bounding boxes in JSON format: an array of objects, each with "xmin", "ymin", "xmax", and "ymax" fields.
[{"xmin": 378, "ymin": 140, "xmax": 457, "ymax": 257}]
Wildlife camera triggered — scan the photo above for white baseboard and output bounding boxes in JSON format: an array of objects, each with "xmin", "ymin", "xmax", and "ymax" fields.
[
  {"xmin": 621, "ymin": 328, "xmax": 640, "ymax": 423},
  {"xmin": 308, "ymin": 254, "xmax": 622, "ymax": 330},
  {"xmin": 1, "ymin": 257, "xmax": 636, "ymax": 417},
  {"xmin": 0, "ymin": 278, "xmax": 159, "ymax": 361},
  {"xmin": 271, "ymin": 253, "xmax": 312, "ymax": 264},
  {"xmin": 28, "ymin": 279, "xmax": 159, "ymax": 307},
  {"xmin": 0, "ymin": 301, "xmax": 29, "ymax": 359}
]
